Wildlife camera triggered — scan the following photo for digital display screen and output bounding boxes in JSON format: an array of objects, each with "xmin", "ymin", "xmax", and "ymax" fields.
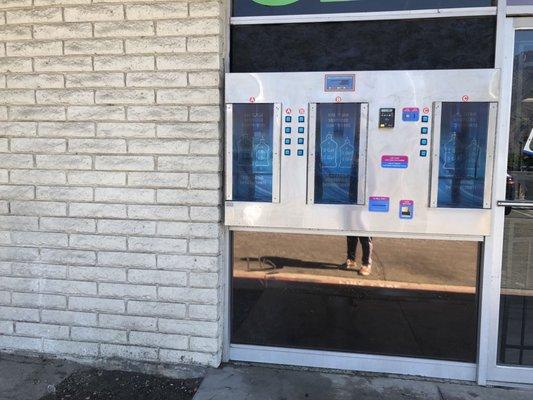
[
  {"xmin": 437, "ymin": 102, "xmax": 489, "ymax": 209},
  {"xmin": 314, "ymin": 103, "xmax": 360, "ymax": 204},
  {"xmin": 325, "ymin": 74, "xmax": 355, "ymax": 92},
  {"xmin": 233, "ymin": 104, "xmax": 274, "ymax": 202}
]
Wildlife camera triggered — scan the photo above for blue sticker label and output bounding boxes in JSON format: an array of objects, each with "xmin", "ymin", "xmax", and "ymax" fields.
[
  {"xmin": 399, "ymin": 200, "xmax": 414, "ymax": 219},
  {"xmin": 402, "ymin": 107, "xmax": 420, "ymax": 122},
  {"xmin": 369, "ymin": 196, "xmax": 390, "ymax": 212}
]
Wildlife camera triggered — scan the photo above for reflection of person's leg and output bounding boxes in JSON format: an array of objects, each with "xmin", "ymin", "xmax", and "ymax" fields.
[
  {"xmin": 346, "ymin": 236, "xmax": 358, "ymax": 269},
  {"xmin": 359, "ymin": 237, "xmax": 372, "ymax": 276}
]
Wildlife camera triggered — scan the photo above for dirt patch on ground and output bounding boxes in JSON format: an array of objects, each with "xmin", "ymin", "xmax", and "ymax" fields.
[{"xmin": 39, "ymin": 369, "xmax": 202, "ymax": 400}]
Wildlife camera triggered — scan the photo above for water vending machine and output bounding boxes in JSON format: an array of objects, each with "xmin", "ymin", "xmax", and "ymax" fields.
[{"xmin": 225, "ymin": 70, "xmax": 499, "ymax": 238}]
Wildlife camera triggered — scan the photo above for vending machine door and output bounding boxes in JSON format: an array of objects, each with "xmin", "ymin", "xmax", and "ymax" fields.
[
  {"xmin": 308, "ymin": 103, "xmax": 368, "ymax": 205},
  {"xmin": 430, "ymin": 102, "xmax": 498, "ymax": 209},
  {"xmin": 226, "ymin": 103, "xmax": 281, "ymax": 203}
]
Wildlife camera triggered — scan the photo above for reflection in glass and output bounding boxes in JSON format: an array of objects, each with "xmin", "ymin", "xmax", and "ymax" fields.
[
  {"xmin": 498, "ymin": 30, "xmax": 533, "ymax": 367},
  {"xmin": 315, "ymin": 103, "xmax": 360, "ymax": 204},
  {"xmin": 232, "ymin": 104, "xmax": 274, "ymax": 202},
  {"xmin": 437, "ymin": 102, "xmax": 490, "ymax": 209},
  {"xmin": 232, "ymin": 232, "xmax": 480, "ymax": 362}
]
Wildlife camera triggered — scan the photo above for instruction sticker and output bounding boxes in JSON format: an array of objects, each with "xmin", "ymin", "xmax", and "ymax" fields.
[
  {"xmin": 381, "ymin": 155, "xmax": 409, "ymax": 169},
  {"xmin": 402, "ymin": 107, "xmax": 420, "ymax": 122},
  {"xmin": 369, "ymin": 196, "xmax": 390, "ymax": 212},
  {"xmin": 399, "ymin": 200, "xmax": 414, "ymax": 220}
]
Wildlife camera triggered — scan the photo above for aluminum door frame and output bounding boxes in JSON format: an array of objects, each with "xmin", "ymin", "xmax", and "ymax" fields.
[{"xmin": 479, "ymin": 16, "xmax": 533, "ymax": 386}]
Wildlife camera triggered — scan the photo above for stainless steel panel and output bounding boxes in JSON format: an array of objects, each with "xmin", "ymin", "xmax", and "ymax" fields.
[
  {"xmin": 358, "ymin": 103, "xmax": 369, "ymax": 206},
  {"xmin": 484, "ymin": 103, "xmax": 498, "ymax": 208},
  {"xmin": 225, "ymin": 104, "xmax": 233, "ymax": 201},
  {"xmin": 430, "ymin": 102, "xmax": 443, "ymax": 208},
  {"xmin": 225, "ymin": 70, "xmax": 500, "ymax": 237},
  {"xmin": 307, "ymin": 103, "xmax": 317, "ymax": 205},
  {"xmin": 272, "ymin": 103, "xmax": 282, "ymax": 203}
]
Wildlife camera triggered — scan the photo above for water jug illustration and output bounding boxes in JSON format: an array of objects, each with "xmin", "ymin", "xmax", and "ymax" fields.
[
  {"xmin": 237, "ymin": 133, "xmax": 252, "ymax": 166},
  {"xmin": 339, "ymin": 138, "xmax": 354, "ymax": 168},
  {"xmin": 443, "ymin": 132, "xmax": 457, "ymax": 175},
  {"xmin": 465, "ymin": 137, "xmax": 481, "ymax": 178},
  {"xmin": 253, "ymin": 137, "xmax": 270, "ymax": 169},
  {"xmin": 321, "ymin": 134, "xmax": 338, "ymax": 168}
]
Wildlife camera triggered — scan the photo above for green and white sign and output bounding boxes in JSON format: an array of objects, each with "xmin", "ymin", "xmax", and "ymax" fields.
[{"xmin": 233, "ymin": 0, "xmax": 493, "ymax": 17}]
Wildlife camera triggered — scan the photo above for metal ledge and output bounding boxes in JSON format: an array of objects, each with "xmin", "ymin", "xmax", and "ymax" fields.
[{"xmin": 231, "ymin": 7, "xmax": 497, "ymax": 26}]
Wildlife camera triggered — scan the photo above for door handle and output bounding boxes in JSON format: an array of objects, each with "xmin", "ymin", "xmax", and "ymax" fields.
[{"xmin": 497, "ymin": 200, "xmax": 533, "ymax": 209}]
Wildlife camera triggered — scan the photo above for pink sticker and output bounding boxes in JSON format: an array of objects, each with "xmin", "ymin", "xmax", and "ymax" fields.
[{"xmin": 381, "ymin": 155, "xmax": 409, "ymax": 169}]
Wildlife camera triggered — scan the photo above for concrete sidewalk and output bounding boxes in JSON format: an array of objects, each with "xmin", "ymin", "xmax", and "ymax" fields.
[
  {"xmin": 193, "ymin": 364, "xmax": 533, "ymax": 400},
  {"xmin": 2, "ymin": 353, "xmax": 533, "ymax": 400}
]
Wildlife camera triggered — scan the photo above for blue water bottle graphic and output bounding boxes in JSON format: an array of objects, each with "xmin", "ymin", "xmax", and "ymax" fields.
[
  {"xmin": 321, "ymin": 134, "xmax": 338, "ymax": 168},
  {"xmin": 237, "ymin": 133, "xmax": 252, "ymax": 167},
  {"xmin": 252, "ymin": 136, "xmax": 270, "ymax": 173},
  {"xmin": 465, "ymin": 137, "xmax": 481, "ymax": 178},
  {"xmin": 339, "ymin": 138, "xmax": 354, "ymax": 168}
]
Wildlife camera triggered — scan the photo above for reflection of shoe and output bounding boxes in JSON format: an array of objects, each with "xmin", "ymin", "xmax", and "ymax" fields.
[
  {"xmin": 346, "ymin": 259, "xmax": 358, "ymax": 270},
  {"xmin": 359, "ymin": 265, "xmax": 371, "ymax": 276}
]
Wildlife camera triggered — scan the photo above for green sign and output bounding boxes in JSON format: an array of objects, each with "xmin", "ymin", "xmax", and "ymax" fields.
[
  {"xmin": 234, "ymin": 0, "xmax": 493, "ymax": 17},
  {"xmin": 252, "ymin": 0, "xmax": 300, "ymax": 5}
]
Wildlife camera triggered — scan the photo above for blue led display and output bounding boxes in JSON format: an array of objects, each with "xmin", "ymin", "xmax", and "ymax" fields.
[
  {"xmin": 314, "ymin": 103, "xmax": 360, "ymax": 204},
  {"xmin": 437, "ymin": 102, "xmax": 489, "ymax": 209},
  {"xmin": 232, "ymin": 104, "xmax": 274, "ymax": 202}
]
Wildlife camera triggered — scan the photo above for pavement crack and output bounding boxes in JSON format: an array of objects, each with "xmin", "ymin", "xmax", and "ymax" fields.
[{"xmin": 437, "ymin": 385, "xmax": 446, "ymax": 400}]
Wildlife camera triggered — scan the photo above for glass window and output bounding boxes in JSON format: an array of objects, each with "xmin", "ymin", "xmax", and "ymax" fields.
[
  {"xmin": 232, "ymin": 0, "xmax": 495, "ymax": 17},
  {"xmin": 231, "ymin": 18, "xmax": 496, "ymax": 72},
  {"xmin": 437, "ymin": 102, "xmax": 490, "ymax": 209},
  {"xmin": 232, "ymin": 104, "xmax": 274, "ymax": 202},
  {"xmin": 231, "ymin": 232, "xmax": 480, "ymax": 362},
  {"xmin": 314, "ymin": 103, "xmax": 361, "ymax": 204}
]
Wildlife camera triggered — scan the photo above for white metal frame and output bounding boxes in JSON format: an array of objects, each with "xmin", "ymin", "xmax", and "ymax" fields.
[
  {"xmin": 481, "ymin": 15, "xmax": 533, "ymax": 387},
  {"xmin": 231, "ymin": 7, "xmax": 496, "ymax": 25},
  {"xmin": 230, "ymin": 344, "xmax": 476, "ymax": 381}
]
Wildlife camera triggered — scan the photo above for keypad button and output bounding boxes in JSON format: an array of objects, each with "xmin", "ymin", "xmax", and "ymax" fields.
[
  {"xmin": 298, "ymin": 127, "xmax": 305, "ymax": 134},
  {"xmin": 297, "ymin": 138, "xmax": 304, "ymax": 145},
  {"xmin": 284, "ymin": 149, "xmax": 291, "ymax": 156},
  {"xmin": 421, "ymin": 127, "xmax": 428, "ymax": 134},
  {"xmin": 285, "ymin": 116, "xmax": 292, "ymax": 123},
  {"xmin": 285, "ymin": 127, "xmax": 291, "ymax": 134},
  {"xmin": 298, "ymin": 116, "xmax": 305, "ymax": 123},
  {"xmin": 420, "ymin": 138, "xmax": 428, "ymax": 145},
  {"xmin": 420, "ymin": 150, "xmax": 427, "ymax": 157},
  {"xmin": 297, "ymin": 149, "xmax": 304, "ymax": 156},
  {"xmin": 285, "ymin": 138, "xmax": 291, "ymax": 145},
  {"xmin": 421, "ymin": 116, "xmax": 429, "ymax": 123}
]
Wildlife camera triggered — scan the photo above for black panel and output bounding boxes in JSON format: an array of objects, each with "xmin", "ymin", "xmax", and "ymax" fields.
[
  {"xmin": 231, "ymin": 17, "xmax": 496, "ymax": 72},
  {"xmin": 233, "ymin": 0, "xmax": 495, "ymax": 17}
]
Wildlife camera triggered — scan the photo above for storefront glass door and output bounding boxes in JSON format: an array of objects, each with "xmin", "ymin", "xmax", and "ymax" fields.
[{"xmin": 497, "ymin": 28, "xmax": 533, "ymax": 366}]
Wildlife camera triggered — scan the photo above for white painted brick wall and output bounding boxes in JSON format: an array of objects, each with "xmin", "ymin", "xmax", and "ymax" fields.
[{"xmin": 0, "ymin": 0, "xmax": 224, "ymax": 368}]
